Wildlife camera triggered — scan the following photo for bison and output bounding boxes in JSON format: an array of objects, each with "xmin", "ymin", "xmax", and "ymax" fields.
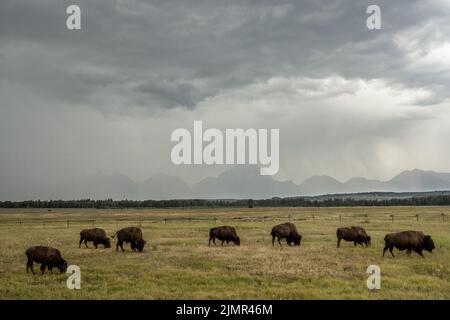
[
  {"xmin": 112, "ymin": 226, "xmax": 146, "ymax": 252},
  {"xmin": 383, "ymin": 230, "xmax": 435, "ymax": 258},
  {"xmin": 25, "ymin": 246, "xmax": 67, "ymax": 275},
  {"xmin": 336, "ymin": 226, "xmax": 371, "ymax": 248},
  {"xmin": 271, "ymin": 222, "xmax": 302, "ymax": 246},
  {"xmin": 209, "ymin": 226, "xmax": 240, "ymax": 246},
  {"xmin": 79, "ymin": 228, "xmax": 111, "ymax": 249}
]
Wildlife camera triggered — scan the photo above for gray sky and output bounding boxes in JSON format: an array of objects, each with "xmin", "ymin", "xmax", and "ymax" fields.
[{"xmin": 1, "ymin": 0, "xmax": 450, "ymax": 199}]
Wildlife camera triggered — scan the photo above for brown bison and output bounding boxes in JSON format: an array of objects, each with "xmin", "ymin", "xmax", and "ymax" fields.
[
  {"xmin": 209, "ymin": 226, "xmax": 240, "ymax": 246},
  {"xmin": 271, "ymin": 222, "xmax": 302, "ymax": 246},
  {"xmin": 336, "ymin": 226, "xmax": 371, "ymax": 248},
  {"xmin": 383, "ymin": 230, "xmax": 435, "ymax": 258},
  {"xmin": 25, "ymin": 246, "xmax": 67, "ymax": 275},
  {"xmin": 79, "ymin": 228, "xmax": 111, "ymax": 249},
  {"xmin": 112, "ymin": 226, "xmax": 146, "ymax": 252}
]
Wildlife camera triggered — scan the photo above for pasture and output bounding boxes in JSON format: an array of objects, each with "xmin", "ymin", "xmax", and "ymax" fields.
[{"xmin": 0, "ymin": 206, "xmax": 449, "ymax": 299}]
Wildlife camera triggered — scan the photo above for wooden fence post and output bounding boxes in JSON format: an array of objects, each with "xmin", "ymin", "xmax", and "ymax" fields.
[
  {"xmin": 390, "ymin": 214, "xmax": 394, "ymax": 222},
  {"xmin": 416, "ymin": 214, "xmax": 419, "ymax": 222}
]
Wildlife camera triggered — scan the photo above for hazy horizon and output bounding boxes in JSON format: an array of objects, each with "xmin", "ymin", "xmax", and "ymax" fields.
[{"xmin": 3, "ymin": 166, "xmax": 450, "ymax": 201}]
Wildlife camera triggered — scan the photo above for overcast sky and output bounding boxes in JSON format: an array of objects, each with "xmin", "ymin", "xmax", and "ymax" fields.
[{"xmin": 1, "ymin": 0, "xmax": 450, "ymax": 199}]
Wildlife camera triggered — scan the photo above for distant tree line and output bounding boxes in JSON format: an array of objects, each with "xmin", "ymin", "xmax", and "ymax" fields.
[{"xmin": 1, "ymin": 194, "xmax": 450, "ymax": 209}]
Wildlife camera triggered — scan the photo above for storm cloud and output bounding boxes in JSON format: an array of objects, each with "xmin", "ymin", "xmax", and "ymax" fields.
[{"xmin": 1, "ymin": 0, "xmax": 450, "ymax": 199}]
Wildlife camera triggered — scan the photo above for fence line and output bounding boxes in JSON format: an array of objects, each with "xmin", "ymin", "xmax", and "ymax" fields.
[{"xmin": 0, "ymin": 212, "xmax": 447, "ymax": 228}]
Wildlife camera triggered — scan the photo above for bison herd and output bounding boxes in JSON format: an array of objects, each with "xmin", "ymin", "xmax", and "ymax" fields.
[{"xmin": 25, "ymin": 222, "xmax": 436, "ymax": 275}]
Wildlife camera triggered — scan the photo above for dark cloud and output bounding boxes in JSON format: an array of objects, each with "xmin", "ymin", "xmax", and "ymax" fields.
[
  {"xmin": 2, "ymin": 0, "xmax": 449, "ymax": 111},
  {"xmin": 1, "ymin": 0, "xmax": 450, "ymax": 199}
]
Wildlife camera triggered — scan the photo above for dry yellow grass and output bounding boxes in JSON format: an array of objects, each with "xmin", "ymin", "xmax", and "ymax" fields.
[{"xmin": 0, "ymin": 206, "xmax": 449, "ymax": 299}]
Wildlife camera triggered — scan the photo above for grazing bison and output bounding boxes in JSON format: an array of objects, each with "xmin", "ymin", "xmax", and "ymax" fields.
[
  {"xmin": 383, "ymin": 230, "xmax": 435, "ymax": 258},
  {"xmin": 79, "ymin": 228, "xmax": 111, "ymax": 249},
  {"xmin": 25, "ymin": 246, "xmax": 67, "ymax": 275},
  {"xmin": 271, "ymin": 222, "xmax": 302, "ymax": 246},
  {"xmin": 336, "ymin": 226, "xmax": 371, "ymax": 248},
  {"xmin": 112, "ymin": 227, "xmax": 146, "ymax": 252},
  {"xmin": 209, "ymin": 226, "xmax": 240, "ymax": 246}
]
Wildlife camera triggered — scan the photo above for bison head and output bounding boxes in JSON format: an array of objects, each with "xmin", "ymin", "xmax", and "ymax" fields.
[
  {"xmin": 234, "ymin": 236, "xmax": 241, "ymax": 246},
  {"xmin": 59, "ymin": 259, "xmax": 68, "ymax": 273},
  {"xmin": 292, "ymin": 234, "xmax": 302, "ymax": 246},
  {"xmin": 104, "ymin": 238, "xmax": 111, "ymax": 248},
  {"xmin": 424, "ymin": 235, "xmax": 435, "ymax": 253},
  {"xmin": 136, "ymin": 239, "xmax": 146, "ymax": 252}
]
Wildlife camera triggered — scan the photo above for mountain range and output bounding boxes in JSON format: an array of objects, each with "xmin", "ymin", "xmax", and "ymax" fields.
[{"xmin": 8, "ymin": 167, "xmax": 450, "ymax": 200}]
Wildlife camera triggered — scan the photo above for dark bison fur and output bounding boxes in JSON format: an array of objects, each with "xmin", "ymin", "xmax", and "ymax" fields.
[
  {"xmin": 112, "ymin": 227, "xmax": 146, "ymax": 252},
  {"xmin": 271, "ymin": 222, "xmax": 302, "ymax": 246},
  {"xmin": 209, "ymin": 226, "xmax": 240, "ymax": 246},
  {"xmin": 25, "ymin": 246, "xmax": 67, "ymax": 275}
]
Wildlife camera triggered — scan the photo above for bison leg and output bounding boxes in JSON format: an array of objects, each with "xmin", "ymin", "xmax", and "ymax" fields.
[
  {"xmin": 27, "ymin": 258, "xmax": 34, "ymax": 274},
  {"xmin": 84, "ymin": 239, "xmax": 88, "ymax": 248},
  {"xmin": 30, "ymin": 260, "xmax": 35, "ymax": 274},
  {"xmin": 272, "ymin": 236, "xmax": 275, "ymax": 246},
  {"xmin": 40, "ymin": 263, "xmax": 46, "ymax": 274},
  {"xmin": 79, "ymin": 237, "xmax": 83, "ymax": 248},
  {"xmin": 94, "ymin": 241, "xmax": 98, "ymax": 249},
  {"xmin": 354, "ymin": 241, "xmax": 357, "ymax": 246},
  {"xmin": 415, "ymin": 249, "xmax": 424, "ymax": 258},
  {"xmin": 277, "ymin": 237, "xmax": 282, "ymax": 247},
  {"xmin": 389, "ymin": 246, "xmax": 395, "ymax": 257},
  {"xmin": 383, "ymin": 245, "xmax": 388, "ymax": 257},
  {"xmin": 337, "ymin": 238, "xmax": 341, "ymax": 248},
  {"xmin": 406, "ymin": 249, "xmax": 412, "ymax": 256},
  {"xmin": 221, "ymin": 240, "xmax": 224, "ymax": 246}
]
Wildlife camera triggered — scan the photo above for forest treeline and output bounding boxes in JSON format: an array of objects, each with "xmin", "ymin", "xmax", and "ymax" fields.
[{"xmin": 1, "ymin": 194, "xmax": 450, "ymax": 208}]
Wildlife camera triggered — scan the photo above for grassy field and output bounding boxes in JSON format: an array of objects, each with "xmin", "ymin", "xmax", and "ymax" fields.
[{"xmin": 0, "ymin": 206, "xmax": 449, "ymax": 299}]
